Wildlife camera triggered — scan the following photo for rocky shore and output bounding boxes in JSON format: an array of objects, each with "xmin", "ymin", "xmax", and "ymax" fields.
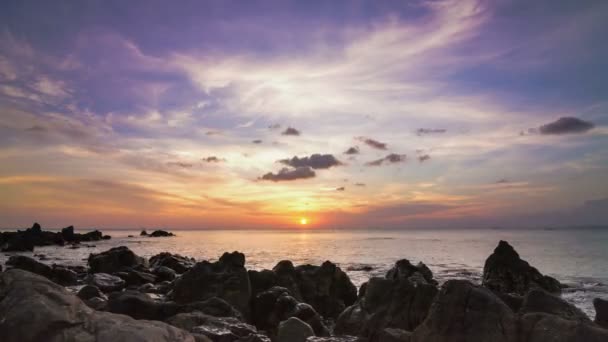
[{"xmin": 0, "ymin": 235, "xmax": 607, "ymax": 341}]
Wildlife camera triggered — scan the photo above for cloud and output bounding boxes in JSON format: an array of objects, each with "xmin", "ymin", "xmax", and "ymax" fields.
[
  {"xmin": 355, "ymin": 183, "xmax": 366, "ymax": 187},
  {"xmin": 252, "ymin": 139, "xmax": 263, "ymax": 144},
  {"xmin": 538, "ymin": 117, "xmax": 595, "ymax": 135},
  {"xmin": 366, "ymin": 153, "xmax": 407, "ymax": 166},
  {"xmin": 418, "ymin": 154, "xmax": 431, "ymax": 162},
  {"xmin": 281, "ymin": 127, "xmax": 300, "ymax": 136},
  {"xmin": 336, "ymin": 187, "xmax": 345, "ymax": 191},
  {"xmin": 356, "ymin": 137, "xmax": 387, "ymax": 150},
  {"xmin": 279, "ymin": 154, "xmax": 342, "ymax": 169},
  {"xmin": 416, "ymin": 128, "xmax": 447, "ymax": 136},
  {"xmin": 495, "ymin": 178, "xmax": 510, "ymax": 184},
  {"xmin": 166, "ymin": 161, "xmax": 193, "ymax": 168},
  {"xmin": 344, "ymin": 146, "xmax": 360, "ymax": 155},
  {"xmin": 260, "ymin": 167, "xmax": 315, "ymax": 182},
  {"xmin": 203, "ymin": 156, "xmax": 225, "ymax": 163}
]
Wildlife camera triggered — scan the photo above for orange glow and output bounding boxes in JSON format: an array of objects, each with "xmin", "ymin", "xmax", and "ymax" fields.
[{"xmin": 299, "ymin": 217, "xmax": 308, "ymax": 225}]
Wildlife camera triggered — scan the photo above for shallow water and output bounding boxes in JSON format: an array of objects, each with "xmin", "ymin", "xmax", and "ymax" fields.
[{"xmin": 2, "ymin": 227, "xmax": 607, "ymax": 318}]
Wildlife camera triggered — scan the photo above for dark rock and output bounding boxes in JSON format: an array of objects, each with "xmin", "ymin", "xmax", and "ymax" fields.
[
  {"xmin": 521, "ymin": 289, "xmax": 590, "ymax": 322},
  {"xmin": 249, "ymin": 269, "xmax": 278, "ymax": 296},
  {"xmin": 594, "ymin": 298, "xmax": 608, "ymax": 328},
  {"xmin": 166, "ymin": 312, "xmax": 261, "ymax": 342},
  {"xmin": 108, "ymin": 290, "xmax": 180, "ymax": 321},
  {"xmin": 149, "ymin": 230, "xmax": 175, "ymax": 237},
  {"xmin": 61, "ymin": 225, "xmax": 76, "ymax": 242},
  {"xmin": 150, "ymin": 252, "xmax": 195, "ymax": 273},
  {"xmin": 306, "ymin": 337, "xmax": 364, "ymax": 342},
  {"xmin": 88, "ymin": 246, "xmax": 147, "ymax": 273},
  {"xmin": 183, "ymin": 296, "xmax": 244, "ymax": 320},
  {"xmin": 410, "ymin": 280, "xmax": 517, "ymax": 342},
  {"xmin": 117, "ymin": 269, "xmax": 157, "ymax": 287},
  {"xmin": 482, "ymin": 240, "xmax": 561, "ymax": 295},
  {"xmin": 141, "ymin": 229, "xmax": 149, "ymax": 236},
  {"xmin": 50, "ymin": 265, "xmax": 78, "ymax": 286},
  {"xmin": 153, "ymin": 265, "xmax": 178, "ymax": 281},
  {"xmin": 87, "ymin": 273, "xmax": 126, "ymax": 292},
  {"xmin": 335, "ymin": 259, "xmax": 438, "ymax": 341},
  {"xmin": 378, "ymin": 328, "xmax": 411, "ymax": 342},
  {"xmin": 80, "ymin": 229, "xmax": 104, "ymax": 241},
  {"xmin": 277, "ymin": 317, "xmax": 315, "ymax": 342},
  {"xmin": 519, "ymin": 313, "xmax": 608, "ymax": 342},
  {"xmin": 85, "ymin": 296, "xmax": 108, "ymax": 311},
  {"xmin": 172, "ymin": 251, "xmax": 251, "ymax": 319},
  {"xmin": 78, "ymin": 285, "xmax": 106, "ymax": 300},
  {"xmin": 6, "ymin": 255, "xmax": 52, "ymax": 278},
  {"xmin": 0, "ymin": 269, "xmax": 196, "ymax": 342}
]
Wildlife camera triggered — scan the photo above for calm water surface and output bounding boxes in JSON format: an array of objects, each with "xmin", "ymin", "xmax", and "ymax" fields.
[{"xmin": 2, "ymin": 228, "xmax": 607, "ymax": 318}]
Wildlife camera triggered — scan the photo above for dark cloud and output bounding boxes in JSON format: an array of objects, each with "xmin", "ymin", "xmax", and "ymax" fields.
[
  {"xmin": 252, "ymin": 139, "xmax": 263, "ymax": 144},
  {"xmin": 281, "ymin": 127, "xmax": 300, "ymax": 136},
  {"xmin": 356, "ymin": 136, "xmax": 387, "ymax": 150},
  {"xmin": 416, "ymin": 128, "xmax": 447, "ymax": 136},
  {"xmin": 344, "ymin": 146, "xmax": 360, "ymax": 155},
  {"xmin": 366, "ymin": 153, "xmax": 406, "ymax": 166},
  {"xmin": 260, "ymin": 166, "xmax": 315, "ymax": 182},
  {"xmin": 167, "ymin": 161, "xmax": 193, "ymax": 168},
  {"xmin": 203, "ymin": 156, "xmax": 225, "ymax": 163},
  {"xmin": 418, "ymin": 154, "xmax": 431, "ymax": 162},
  {"xmin": 279, "ymin": 154, "xmax": 342, "ymax": 169},
  {"xmin": 336, "ymin": 187, "xmax": 345, "ymax": 191},
  {"xmin": 538, "ymin": 117, "xmax": 594, "ymax": 135}
]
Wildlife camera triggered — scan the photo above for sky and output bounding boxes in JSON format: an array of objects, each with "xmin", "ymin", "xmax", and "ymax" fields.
[{"xmin": 1, "ymin": 0, "xmax": 607, "ymax": 229}]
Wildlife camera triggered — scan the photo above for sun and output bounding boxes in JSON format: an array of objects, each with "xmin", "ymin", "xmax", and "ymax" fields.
[{"xmin": 299, "ymin": 217, "xmax": 308, "ymax": 225}]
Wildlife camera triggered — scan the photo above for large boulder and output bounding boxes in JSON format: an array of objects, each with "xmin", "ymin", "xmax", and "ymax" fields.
[
  {"xmin": 87, "ymin": 272, "xmax": 126, "ymax": 292},
  {"xmin": 149, "ymin": 230, "xmax": 175, "ymax": 237},
  {"xmin": 5, "ymin": 255, "xmax": 77, "ymax": 286},
  {"xmin": 482, "ymin": 240, "xmax": 561, "ymax": 295},
  {"xmin": 594, "ymin": 298, "xmax": 608, "ymax": 328},
  {"xmin": 277, "ymin": 317, "xmax": 315, "ymax": 342},
  {"xmin": 88, "ymin": 246, "xmax": 147, "ymax": 273},
  {"xmin": 0, "ymin": 269, "xmax": 195, "ymax": 342},
  {"xmin": 520, "ymin": 289, "xmax": 590, "ymax": 322},
  {"xmin": 150, "ymin": 252, "xmax": 195, "ymax": 274},
  {"xmin": 335, "ymin": 260, "xmax": 438, "ymax": 341},
  {"xmin": 519, "ymin": 313, "xmax": 608, "ymax": 342},
  {"xmin": 410, "ymin": 280, "xmax": 517, "ymax": 342},
  {"xmin": 171, "ymin": 251, "xmax": 251, "ymax": 318}
]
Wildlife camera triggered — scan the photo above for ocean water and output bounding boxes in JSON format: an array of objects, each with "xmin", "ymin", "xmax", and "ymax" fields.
[{"xmin": 1, "ymin": 227, "xmax": 607, "ymax": 319}]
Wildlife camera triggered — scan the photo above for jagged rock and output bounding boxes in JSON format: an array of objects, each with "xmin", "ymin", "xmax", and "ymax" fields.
[
  {"xmin": 150, "ymin": 252, "xmax": 195, "ymax": 273},
  {"xmin": 88, "ymin": 246, "xmax": 147, "ymax": 273},
  {"xmin": 172, "ymin": 251, "xmax": 251, "ymax": 318},
  {"xmin": 149, "ymin": 230, "xmax": 175, "ymax": 237},
  {"xmin": 252, "ymin": 286, "xmax": 329, "ymax": 338},
  {"xmin": 594, "ymin": 298, "xmax": 608, "ymax": 328},
  {"xmin": 166, "ymin": 311, "xmax": 262, "ymax": 341},
  {"xmin": 0, "ymin": 269, "xmax": 195, "ymax": 342},
  {"xmin": 87, "ymin": 272, "xmax": 126, "ymax": 292},
  {"xmin": 335, "ymin": 260, "xmax": 438, "ymax": 341},
  {"xmin": 521, "ymin": 289, "xmax": 590, "ymax": 322},
  {"xmin": 277, "ymin": 317, "xmax": 315, "ymax": 342},
  {"xmin": 482, "ymin": 240, "xmax": 561, "ymax": 295},
  {"xmin": 519, "ymin": 313, "xmax": 608, "ymax": 342},
  {"xmin": 410, "ymin": 280, "xmax": 517, "ymax": 342},
  {"xmin": 78, "ymin": 284, "xmax": 106, "ymax": 300},
  {"xmin": 153, "ymin": 265, "xmax": 177, "ymax": 281},
  {"xmin": 61, "ymin": 225, "xmax": 76, "ymax": 241}
]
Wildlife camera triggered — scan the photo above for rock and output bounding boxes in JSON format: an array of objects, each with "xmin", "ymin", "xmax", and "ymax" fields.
[
  {"xmin": 252, "ymin": 286, "xmax": 329, "ymax": 338},
  {"xmin": 117, "ymin": 269, "xmax": 157, "ymax": 287},
  {"xmin": 6, "ymin": 255, "xmax": 52, "ymax": 278},
  {"xmin": 410, "ymin": 280, "xmax": 517, "ymax": 342},
  {"xmin": 108, "ymin": 290, "xmax": 180, "ymax": 320},
  {"xmin": 88, "ymin": 246, "xmax": 147, "ymax": 273},
  {"xmin": 149, "ymin": 230, "xmax": 175, "ymax": 237},
  {"xmin": 277, "ymin": 317, "xmax": 315, "ymax": 342},
  {"xmin": 521, "ymin": 289, "xmax": 590, "ymax": 322},
  {"xmin": 594, "ymin": 298, "xmax": 608, "ymax": 328},
  {"xmin": 172, "ymin": 251, "xmax": 251, "ymax": 318},
  {"xmin": 150, "ymin": 252, "xmax": 195, "ymax": 273},
  {"xmin": 183, "ymin": 296, "xmax": 244, "ymax": 320},
  {"xmin": 50, "ymin": 265, "xmax": 78, "ymax": 286},
  {"xmin": 166, "ymin": 311, "xmax": 261, "ymax": 341},
  {"xmin": 519, "ymin": 312, "xmax": 608, "ymax": 342},
  {"xmin": 0, "ymin": 269, "xmax": 196, "ymax": 342},
  {"xmin": 78, "ymin": 284, "xmax": 106, "ymax": 300},
  {"xmin": 306, "ymin": 337, "xmax": 363, "ymax": 342},
  {"xmin": 141, "ymin": 229, "xmax": 149, "ymax": 236},
  {"xmin": 61, "ymin": 225, "xmax": 76, "ymax": 242},
  {"xmin": 153, "ymin": 265, "xmax": 177, "ymax": 282},
  {"xmin": 377, "ymin": 328, "xmax": 412, "ymax": 342},
  {"xmin": 482, "ymin": 240, "xmax": 561, "ymax": 295},
  {"xmin": 87, "ymin": 272, "xmax": 126, "ymax": 292},
  {"xmin": 335, "ymin": 260, "xmax": 438, "ymax": 340},
  {"xmin": 85, "ymin": 296, "xmax": 108, "ymax": 311}
]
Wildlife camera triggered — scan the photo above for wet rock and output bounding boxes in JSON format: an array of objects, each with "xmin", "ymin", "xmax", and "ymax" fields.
[
  {"xmin": 153, "ymin": 265, "xmax": 177, "ymax": 282},
  {"xmin": 88, "ymin": 246, "xmax": 147, "ymax": 273},
  {"xmin": 482, "ymin": 240, "xmax": 561, "ymax": 295},
  {"xmin": 335, "ymin": 260, "xmax": 438, "ymax": 340},
  {"xmin": 172, "ymin": 251, "xmax": 251, "ymax": 318},
  {"xmin": 149, "ymin": 230, "xmax": 175, "ymax": 237},
  {"xmin": 78, "ymin": 284, "xmax": 106, "ymax": 300},
  {"xmin": 0, "ymin": 269, "xmax": 195, "ymax": 342},
  {"xmin": 277, "ymin": 317, "xmax": 315, "ymax": 342},
  {"xmin": 252, "ymin": 286, "xmax": 329, "ymax": 338},
  {"xmin": 410, "ymin": 280, "xmax": 517, "ymax": 342},
  {"xmin": 521, "ymin": 289, "xmax": 590, "ymax": 322},
  {"xmin": 519, "ymin": 313, "xmax": 608, "ymax": 342},
  {"xmin": 87, "ymin": 272, "xmax": 126, "ymax": 292},
  {"xmin": 150, "ymin": 252, "xmax": 195, "ymax": 273},
  {"xmin": 166, "ymin": 311, "xmax": 262, "ymax": 342},
  {"xmin": 594, "ymin": 298, "xmax": 608, "ymax": 328}
]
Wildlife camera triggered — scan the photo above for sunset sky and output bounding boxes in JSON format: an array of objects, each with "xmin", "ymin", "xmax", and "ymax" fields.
[{"xmin": 1, "ymin": 0, "xmax": 607, "ymax": 229}]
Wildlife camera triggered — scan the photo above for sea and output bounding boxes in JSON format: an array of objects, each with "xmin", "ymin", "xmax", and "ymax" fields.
[{"xmin": 1, "ymin": 227, "xmax": 607, "ymax": 319}]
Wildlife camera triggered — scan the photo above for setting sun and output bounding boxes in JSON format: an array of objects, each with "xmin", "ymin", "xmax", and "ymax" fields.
[{"xmin": 299, "ymin": 217, "xmax": 308, "ymax": 225}]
